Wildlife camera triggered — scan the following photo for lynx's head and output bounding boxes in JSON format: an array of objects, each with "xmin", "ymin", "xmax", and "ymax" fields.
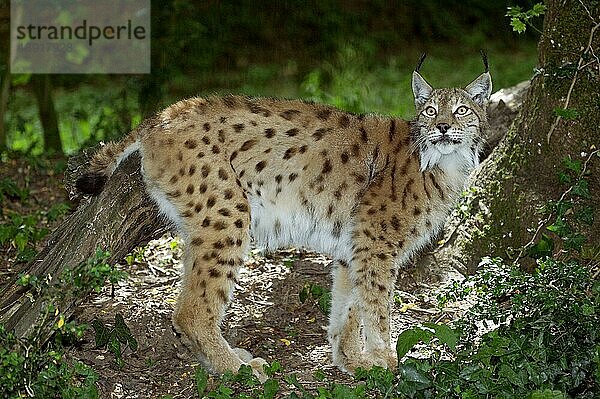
[{"xmin": 411, "ymin": 53, "xmax": 492, "ymax": 173}]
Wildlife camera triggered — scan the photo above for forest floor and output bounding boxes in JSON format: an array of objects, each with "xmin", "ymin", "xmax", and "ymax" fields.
[{"xmin": 1, "ymin": 157, "xmax": 462, "ymax": 398}]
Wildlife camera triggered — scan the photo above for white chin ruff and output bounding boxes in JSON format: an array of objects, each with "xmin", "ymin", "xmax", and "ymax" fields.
[
  {"xmin": 419, "ymin": 144, "xmax": 478, "ymax": 172},
  {"xmin": 435, "ymin": 143, "xmax": 456, "ymax": 155}
]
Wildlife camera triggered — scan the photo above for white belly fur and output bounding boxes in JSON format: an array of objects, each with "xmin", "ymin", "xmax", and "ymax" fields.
[{"xmin": 248, "ymin": 193, "xmax": 354, "ymax": 262}]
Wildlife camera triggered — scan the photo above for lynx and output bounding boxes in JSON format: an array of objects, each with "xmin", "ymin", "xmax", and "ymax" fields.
[{"xmin": 76, "ymin": 55, "xmax": 492, "ymax": 377}]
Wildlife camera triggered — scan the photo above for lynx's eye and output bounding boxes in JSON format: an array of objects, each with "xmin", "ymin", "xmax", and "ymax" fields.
[
  {"xmin": 423, "ymin": 106, "xmax": 437, "ymax": 117},
  {"xmin": 455, "ymin": 105, "xmax": 470, "ymax": 116}
]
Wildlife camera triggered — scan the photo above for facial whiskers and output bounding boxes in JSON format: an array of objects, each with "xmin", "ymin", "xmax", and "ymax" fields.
[{"xmin": 409, "ymin": 135, "xmax": 427, "ymax": 156}]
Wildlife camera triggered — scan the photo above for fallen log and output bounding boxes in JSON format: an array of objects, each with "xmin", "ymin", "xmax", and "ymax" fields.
[
  {"xmin": 0, "ymin": 152, "xmax": 168, "ymax": 338},
  {"xmin": 0, "ymin": 82, "xmax": 529, "ymax": 340}
]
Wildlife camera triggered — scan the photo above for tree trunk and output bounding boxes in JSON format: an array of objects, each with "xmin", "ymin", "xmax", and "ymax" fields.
[
  {"xmin": 137, "ymin": 0, "xmax": 170, "ymax": 118},
  {"xmin": 436, "ymin": 0, "xmax": 600, "ymax": 274},
  {"xmin": 0, "ymin": 6, "xmax": 10, "ymax": 152},
  {"xmin": 31, "ymin": 75, "xmax": 62, "ymax": 153},
  {"xmin": 0, "ymin": 85, "xmax": 524, "ymax": 341},
  {"xmin": 0, "ymin": 59, "xmax": 9, "ymax": 152}
]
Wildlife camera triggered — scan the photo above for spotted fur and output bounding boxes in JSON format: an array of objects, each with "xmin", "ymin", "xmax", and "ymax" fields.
[{"xmin": 77, "ymin": 68, "xmax": 492, "ymax": 377}]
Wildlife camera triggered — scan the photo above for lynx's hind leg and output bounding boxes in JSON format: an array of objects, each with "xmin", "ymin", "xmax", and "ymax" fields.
[
  {"xmin": 173, "ymin": 185, "xmax": 266, "ymax": 376},
  {"xmin": 140, "ymin": 140, "xmax": 265, "ymax": 378}
]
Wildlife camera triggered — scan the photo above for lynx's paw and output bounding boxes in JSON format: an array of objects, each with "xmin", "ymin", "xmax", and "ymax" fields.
[
  {"xmin": 233, "ymin": 348, "xmax": 268, "ymax": 382},
  {"xmin": 367, "ymin": 348, "xmax": 398, "ymax": 370},
  {"xmin": 341, "ymin": 348, "xmax": 398, "ymax": 373},
  {"xmin": 249, "ymin": 357, "xmax": 268, "ymax": 383}
]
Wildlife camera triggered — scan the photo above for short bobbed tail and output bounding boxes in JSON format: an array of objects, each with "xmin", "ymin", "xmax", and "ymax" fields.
[{"xmin": 75, "ymin": 123, "xmax": 146, "ymax": 195}]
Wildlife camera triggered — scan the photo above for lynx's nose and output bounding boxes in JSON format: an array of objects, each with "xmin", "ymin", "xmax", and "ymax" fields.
[{"xmin": 436, "ymin": 123, "xmax": 450, "ymax": 134}]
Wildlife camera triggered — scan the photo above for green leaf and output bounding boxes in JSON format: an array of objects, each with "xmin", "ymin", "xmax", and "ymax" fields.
[
  {"xmin": 506, "ymin": 6, "xmax": 522, "ymax": 17},
  {"xmin": 310, "ymin": 283, "xmax": 326, "ymax": 298},
  {"xmin": 11, "ymin": 73, "xmax": 31, "ymax": 85},
  {"xmin": 399, "ymin": 363, "xmax": 431, "ymax": 385},
  {"xmin": 108, "ymin": 334, "xmax": 123, "ymax": 367},
  {"xmin": 262, "ymin": 378, "xmax": 279, "ymax": 399},
  {"xmin": 561, "ymin": 156, "xmax": 582, "ymax": 174},
  {"xmin": 313, "ymin": 369, "xmax": 326, "ymax": 381},
  {"xmin": 528, "ymin": 234, "xmax": 554, "ymax": 259},
  {"xmin": 396, "ymin": 327, "xmax": 433, "ymax": 360},
  {"xmin": 510, "ymin": 18, "xmax": 527, "ymax": 33},
  {"xmin": 92, "ymin": 319, "xmax": 110, "ymax": 348},
  {"xmin": 555, "ymin": 200, "xmax": 573, "ymax": 216},
  {"xmin": 529, "ymin": 389, "xmax": 566, "ymax": 399},
  {"xmin": 299, "ymin": 285, "xmax": 309, "ymax": 303},
  {"xmin": 16, "ymin": 247, "xmax": 37, "ymax": 262},
  {"xmin": 318, "ymin": 291, "xmax": 332, "ymax": 315},
  {"xmin": 195, "ymin": 367, "xmax": 208, "ymax": 397},
  {"xmin": 531, "ymin": 3, "xmax": 547, "ymax": 16},
  {"xmin": 423, "ymin": 323, "xmax": 459, "ymax": 350},
  {"xmin": 263, "ymin": 361, "xmax": 282, "ymax": 377},
  {"xmin": 582, "ymin": 304, "xmax": 595, "ymax": 316},
  {"xmin": 557, "ymin": 172, "xmax": 571, "ymax": 184},
  {"xmin": 46, "ymin": 203, "xmax": 70, "ymax": 222},
  {"xmin": 114, "ymin": 313, "xmax": 133, "ymax": 344},
  {"xmin": 127, "ymin": 335, "xmax": 138, "ymax": 351},
  {"xmin": 332, "ymin": 383, "xmax": 362, "ymax": 398},
  {"xmin": 563, "ymin": 232, "xmax": 586, "ymax": 250},
  {"xmin": 0, "ymin": 225, "xmax": 14, "ymax": 244},
  {"xmin": 14, "ymin": 232, "xmax": 29, "ymax": 252},
  {"xmin": 572, "ymin": 179, "xmax": 591, "ymax": 198},
  {"xmin": 499, "ymin": 363, "xmax": 525, "ymax": 387},
  {"xmin": 553, "ymin": 107, "xmax": 579, "ymax": 120},
  {"xmin": 547, "ymin": 217, "xmax": 570, "ymax": 236},
  {"xmin": 575, "ymin": 206, "xmax": 594, "ymax": 225}
]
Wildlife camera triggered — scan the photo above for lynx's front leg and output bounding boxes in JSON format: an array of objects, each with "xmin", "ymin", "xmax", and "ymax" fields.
[
  {"xmin": 328, "ymin": 261, "xmax": 363, "ymax": 372},
  {"xmin": 349, "ymin": 232, "xmax": 400, "ymax": 371}
]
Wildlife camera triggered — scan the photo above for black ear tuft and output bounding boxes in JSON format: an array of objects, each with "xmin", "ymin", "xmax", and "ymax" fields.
[
  {"xmin": 480, "ymin": 49, "xmax": 489, "ymax": 72},
  {"xmin": 415, "ymin": 53, "xmax": 427, "ymax": 72},
  {"xmin": 75, "ymin": 172, "xmax": 107, "ymax": 195}
]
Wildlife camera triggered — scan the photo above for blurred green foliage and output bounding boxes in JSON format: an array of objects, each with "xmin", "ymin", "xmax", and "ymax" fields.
[
  {"xmin": 2, "ymin": 0, "xmax": 540, "ymax": 154},
  {"xmin": 1, "ymin": 249, "xmax": 126, "ymax": 398}
]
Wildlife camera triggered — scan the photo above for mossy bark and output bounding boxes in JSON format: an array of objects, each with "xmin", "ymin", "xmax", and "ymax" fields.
[{"xmin": 453, "ymin": 0, "xmax": 600, "ymax": 272}]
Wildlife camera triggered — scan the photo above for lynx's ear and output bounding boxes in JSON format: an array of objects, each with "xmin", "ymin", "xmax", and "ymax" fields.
[
  {"xmin": 465, "ymin": 72, "xmax": 492, "ymax": 106},
  {"xmin": 412, "ymin": 71, "xmax": 433, "ymax": 109}
]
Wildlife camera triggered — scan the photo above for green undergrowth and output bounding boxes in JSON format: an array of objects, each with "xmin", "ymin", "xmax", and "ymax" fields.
[
  {"xmin": 0, "ymin": 250, "xmax": 126, "ymax": 399},
  {"xmin": 0, "ymin": 325, "xmax": 99, "ymax": 399},
  {"xmin": 0, "ymin": 202, "xmax": 70, "ymax": 263},
  {"xmin": 6, "ymin": 82, "xmax": 141, "ymax": 155},
  {"xmin": 0, "ymin": 157, "xmax": 71, "ymax": 262},
  {"xmin": 188, "ymin": 256, "xmax": 598, "ymax": 399}
]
